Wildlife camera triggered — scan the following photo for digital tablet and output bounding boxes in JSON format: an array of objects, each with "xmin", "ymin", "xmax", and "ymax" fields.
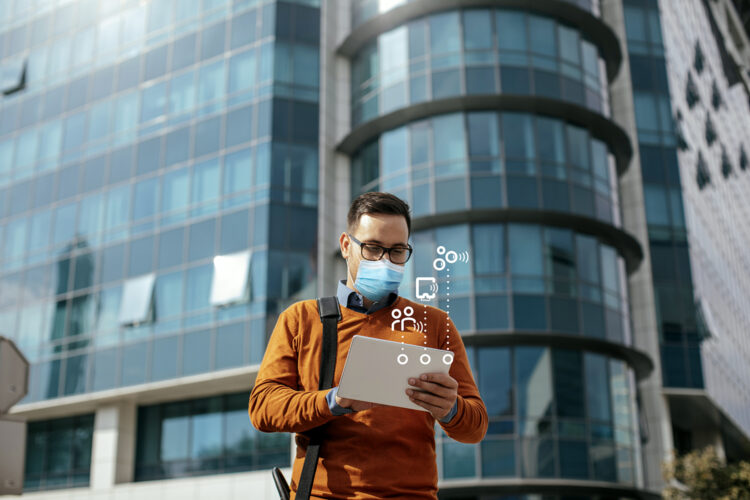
[{"xmin": 336, "ymin": 335, "xmax": 454, "ymax": 412}]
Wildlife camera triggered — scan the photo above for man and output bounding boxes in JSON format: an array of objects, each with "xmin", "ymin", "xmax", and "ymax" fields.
[{"xmin": 249, "ymin": 192, "xmax": 488, "ymax": 499}]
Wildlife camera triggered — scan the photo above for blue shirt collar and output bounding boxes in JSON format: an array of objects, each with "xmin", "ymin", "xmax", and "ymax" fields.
[{"xmin": 336, "ymin": 279, "xmax": 398, "ymax": 315}]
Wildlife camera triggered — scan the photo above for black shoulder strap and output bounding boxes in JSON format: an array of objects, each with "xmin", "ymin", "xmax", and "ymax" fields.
[{"xmin": 296, "ymin": 296, "xmax": 341, "ymax": 500}]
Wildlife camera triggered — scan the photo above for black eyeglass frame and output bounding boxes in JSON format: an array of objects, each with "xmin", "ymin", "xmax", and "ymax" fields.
[{"xmin": 347, "ymin": 233, "xmax": 413, "ymax": 264}]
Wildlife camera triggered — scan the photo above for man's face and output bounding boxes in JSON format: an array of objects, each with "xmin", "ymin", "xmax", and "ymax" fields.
[{"xmin": 340, "ymin": 213, "xmax": 410, "ymax": 282}]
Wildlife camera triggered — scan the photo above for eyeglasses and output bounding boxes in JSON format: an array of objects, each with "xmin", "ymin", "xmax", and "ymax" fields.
[{"xmin": 347, "ymin": 233, "xmax": 413, "ymax": 264}]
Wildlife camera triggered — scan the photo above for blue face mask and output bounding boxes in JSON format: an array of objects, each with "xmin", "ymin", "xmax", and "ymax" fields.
[{"xmin": 353, "ymin": 258, "xmax": 404, "ymax": 302}]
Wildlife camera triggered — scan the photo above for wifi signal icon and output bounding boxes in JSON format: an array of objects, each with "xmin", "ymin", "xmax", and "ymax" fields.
[
  {"xmin": 458, "ymin": 251, "xmax": 469, "ymax": 263},
  {"xmin": 414, "ymin": 321, "xmax": 425, "ymax": 333}
]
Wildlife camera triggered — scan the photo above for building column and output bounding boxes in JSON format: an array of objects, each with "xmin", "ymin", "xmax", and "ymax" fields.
[
  {"xmin": 90, "ymin": 401, "xmax": 136, "ymax": 489},
  {"xmin": 601, "ymin": 0, "xmax": 674, "ymax": 493}
]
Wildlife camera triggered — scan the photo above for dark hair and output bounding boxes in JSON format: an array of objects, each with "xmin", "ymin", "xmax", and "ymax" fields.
[{"xmin": 347, "ymin": 192, "xmax": 411, "ymax": 235}]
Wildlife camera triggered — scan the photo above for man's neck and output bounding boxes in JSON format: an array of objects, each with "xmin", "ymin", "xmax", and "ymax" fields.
[{"xmin": 346, "ymin": 278, "xmax": 375, "ymax": 309}]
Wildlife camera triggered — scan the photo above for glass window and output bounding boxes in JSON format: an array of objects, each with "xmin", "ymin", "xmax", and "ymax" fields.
[
  {"xmin": 88, "ymin": 101, "xmax": 112, "ymax": 144},
  {"xmin": 133, "ymin": 177, "xmax": 159, "ymax": 221},
  {"xmin": 160, "ymin": 402, "xmax": 190, "ymax": 461},
  {"xmin": 185, "ymin": 264, "xmax": 212, "ymax": 312},
  {"xmin": 118, "ymin": 273, "xmax": 155, "ymax": 325},
  {"xmin": 467, "ymin": 113, "xmax": 499, "ymax": 158},
  {"xmin": 152, "ymin": 335, "xmax": 179, "ymax": 381},
  {"xmin": 109, "ymin": 146, "xmax": 134, "ymax": 185},
  {"xmin": 433, "ymin": 113, "xmax": 466, "ymax": 163},
  {"xmin": 644, "ymin": 184, "xmax": 670, "ymax": 226},
  {"xmin": 231, "ymin": 10, "xmax": 256, "ymax": 49},
  {"xmin": 558, "ymin": 25, "xmax": 581, "ymax": 65},
  {"xmin": 381, "ymin": 127, "xmax": 408, "ymax": 177},
  {"xmin": 529, "ymin": 16, "xmax": 556, "ymax": 57},
  {"xmin": 162, "ymin": 167, "xmax": 190, "ymax": 214},
  {"xmin": 172, "ymin": 33, "xmax": 197, "ymax": 72},
  {"xmin": 190, "ymin": 397, "xmax": 223, "ymax": 460},
  {"xmin": 155, "ymin": 271, "xmax": 183, "ymax": 319},
  {"xmin": 516, "ymin": 347, "xmax": 552, "ymax": 418},
  {"xmin": 443, "ymin": 441, "xmax": 476, "ymax": 479},
  {"xmin": 481, "ymin": 439, "xmax": 515, "ymax": 476},
  {"xmin": 165, "ymin": 127, "xmax": 190, "ymax": 167},
  {"xmin": 473, "ymin": 224, "xmax": 504, "ymax": 274},
  {"xmin": 496, "ymin": 11, "xmax": 527, "ymax": 51},
  {"xmin": 502, "ymin": 113, "xmax": 535, "ymax": 160},
  {"xmin": 92, "ymin": 348, "xmax": 117, "ymax": 391},
  {"xmin": 104, "ymin": 185, "xmax": 130, "ymax": 232},
  {"xmin": 229, "ymin": 49, "xmax": 257, "ymax": 94},
  {"xmin": 576, "ymin": 234, "xmax": 600, "ymax": 284},
  {"xmin": 210, "ymin": 250, "xmax": 251, "ymax": 306},
  {"xmin": 136, "ymin": 137, "xmax": 163, "ymax": 176},
  {"xmin": 201, "ymin": 22, "xmax": 226, "ymax": 61},
  {"xmin": 144, "ymin": 44, "xmax": 168, "ymax": 82},
  {"xmin": 585, "ymin": 353, "xmax": 612, "ymax": 422},
  {"xmin": 169, "ymin": 70, "xmax": 196, "ymax": 116},
  {"xmin": 114, "ymin": 91, "xmax": 139, "ymax": 133},
  {"xmin": 553, "ymin": 349, "xmax": 585, "ymax": 418},
  {"xmin": 225, "ymin": 105, "xmax": 253, "ymax": 148},
  {"xmin": 100, "ymin": 244, "xmax": 125, "ymax": 284},
  {"xmin": 463, "ymin": 10, "xmax": 492, "ymax": 50},
  {"xmin": 192, "ymin": 158, "xmax": 220, "ymax": 208},
  {"xmin": 216, "ymin": 322, "xmax": 244, "ymax": 369},
  {"xmin": 183, "ymin": 329, "xmax": 211, "ymax": 376},
  {"xmin": 545, "ymin": 227, "xmax": 575, "ymax": 286},
  {"xmin": 29, "ymin": 211, "xmax": 51, "ymax": 253},
  {"xmin": 197, "ymin": 60, "xmax": 226, "ymax": 105},
  {"xmin": 188, "ymin": 219, "xmax": 216, "ymax": 262},
  {"xmin": 78, "ymin": 194, "xmax": 104, "ymax": 240},
  {"xmin": 121, "ymin": 341, "xmax": 149, "ymax": 386},
  {"xmin": 479, "ymin": 347, "xmax": 512, "ymax": 416},
  {"xmin": 53, "ymin": 202, "xmax": 77, "ymax": 248},
  {"xmin": 559, "ymin": 440, "xmax": 588, "ymax": 478},
  {"xmin": 158, "ymin": 228, "xmax": 184, "ymax": 270},
  {"xmin": 509, "ymin": 225, "xmax": 542, "ymax": 276},
  {"xmin": 130, "ymin": 237, "xmax": 155, "ymax": 278},
  {"xmin": 220, "ymin": 209, "xmax": 250, "ymax": 254},
  {"xmin": 429, "ymin": 12, "xmax": 460, "ymax": 55},
  {"xmin": 224, "ymin": 148, "xmax": 253, "ymax": 195},
  {"xmin": 141, "ymin": 82, "xmax": 167, "ymax": 123},
  {"xmin": 537, "ymin": 117, "xmax": 565, "ymax": 166},
  {"xmin": 62, "ymin": 112, "xmax": 86, "ymax": 153},
  {"xmin": 194, "ymin": 117, "xmax": 221, "ymax": 158},
  {"xmin": 293, "ymin": 44, "xmax": 319, "ymax": 88}
]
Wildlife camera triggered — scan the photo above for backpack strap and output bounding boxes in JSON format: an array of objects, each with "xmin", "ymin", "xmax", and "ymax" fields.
[{"xmin": 296, "ymin": 296, "xmax": 341, "ymax": 500}]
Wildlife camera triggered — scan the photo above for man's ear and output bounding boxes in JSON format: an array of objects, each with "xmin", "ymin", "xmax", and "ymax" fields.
[{"xmin": 339, "ymin": 232, "xmax": 349, "ymax": 258}]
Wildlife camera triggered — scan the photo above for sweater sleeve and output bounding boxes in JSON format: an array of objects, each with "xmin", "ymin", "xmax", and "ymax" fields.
[
  {"xmin": 437, "ymin": 313, "xmax": 488, "ymax": 443},
  {"xmin": 248, "ymin": 303, "xmax": 336, "ymax": 433}
]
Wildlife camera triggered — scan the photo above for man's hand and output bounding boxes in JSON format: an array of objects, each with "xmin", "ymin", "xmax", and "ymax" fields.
[
  {"xmin": 406, "ymin": 372, "xmax": 458, "ymax": 420},
  {"xmin": 335, "ymin": 393, "xmax": 380, "ymax": 412}
]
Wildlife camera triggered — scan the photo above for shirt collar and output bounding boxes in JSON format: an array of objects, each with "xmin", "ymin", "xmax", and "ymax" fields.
[{"xmin": 336, "ymin": 279, "xmax": 398, "ymax": 315}]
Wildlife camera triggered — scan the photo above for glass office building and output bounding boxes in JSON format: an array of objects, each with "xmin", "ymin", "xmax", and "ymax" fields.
[{"xmin": 1, "ymin": 0, "xmax": 748, "ymax": 498}]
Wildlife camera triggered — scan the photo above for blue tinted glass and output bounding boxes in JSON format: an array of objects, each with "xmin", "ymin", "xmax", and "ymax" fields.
[
  {"xmin": 224, "ymin": 148, "xmax": 253, "ymax": 195},
  {"xmin": 468, "ymin": 113, "xmax": 499, "ymax": 159},
  {"xmin": 435, "ymin": 178, "xmax": 466, "ymax": 212},
  {"xmin": 62, "ymin": 112, "xmax": 86, "ymax": 153},
  {"xmin": 443, "ymin": 441, "xmax": 476, "ymax": 478},
  {"xmin": 225, "ymin": 105, "xmax": 253, "ymax": 148},
  {"xmin": 162, "ymin": 167, "xmax": 190, "ymax": 214},
  {"xmin": 566, "ymin": 124, "xmax": 589, "ymax": 169},
  {"xmin": 475, "ymin": 295, "xmax": 508, "ymax": 330},
  {"xmin": 169, "ymin": 70, "xmax": 196, "ymax": 116},
  {"xmin": 104, "ymin": 185, "xmax": 130, "ymax": 231},
  {"xmin": 513, "ymin": 295, "xmax": 547, "ymax": 330},
  {"xmin": 481, "ymin": 439, "xmax": 515, "ymax": 476},
  {"xmin": 496, "ymin": 11, "xmax": 527, "ymax": 51},
  {"xmin": 433, "ymin": 113, "xmax": 466, "ymax": 163},
  {"xmin": 183, "ymin": 329, "xmax": 211, "ymax": 376},
  {"xmin": 559, "ymin": 440, "xmax": 588, "ymax": 478},
  {"xmin": 585, "ymin": 353, "xmax": 612, "ymax": 421},
  {"xmin": 192, "ymin": 158, "xmax": 220, "ymax": 208},
  {"xmin": 114, "ymin": 91, "xmax": 139, "ymax": 133},
  {"xmin": 231, "ymin": 10, "xmax": 256, "ymax": 49},
  {"xmin": 165, "ymin": 127, "xmax": 190, "ymax": 167},
  {"xmin": 29, "ymin": 212, "xmax": 51, "ymax": 252},
  {"xmin": 155, "ymin": 271, "xmax": 183, "ymax": 319},
  {"xmin": 172, "ymin": 33, "xmax": 197, "ymax": 72},
  {"xmin": 229, "ymin": 49, "xmax": 257, "ymax": 94},
  {"xmin": 503, "ymin": 113, "xmax": 535, "ymax": 160},
  {"xmin": 220, "ymin": 210, "xmax": 249, "ymax": 253},
  {"xmin": 136, "ymin": 137, "xmax": 163, "ymax": 175},
  {"xmin": 185, "ymin": 265, "xmax": 212, "ymax": 312},
  {"xmin": 100, "ymin": 244, "xmax": 125, "ymax": 284},
  {"xmin": 188, "ymin": 219, "xmax": 216, "ymax": 261},
  {"xmin": 92, "ymin": 348, "xmax": 117, "ymax": 391},
  {"xmin": 141, "ymin": 82, "xmax": 167, "ymax": 123},
  {"xmin": 144, "ymin": 44, "xmax": 168, "ymax": 81},
  {"xmin": 121, "ymin": 342, "xmax": 148, "ymax": 386},
  {"xmin": 508, "ymin": 225, "xmax": 542, "ymax": 276},
  {"xmin": 429, "ymin": 12, "xmax": 460, "ymax": 54},
  {"xmin": 553, "ymin": 349, "xmax": 585, "ymax": 418},
  {"xmin": 133, "ymin": 177, "xmax": 159, "ymax": 220},
  {"xmin": 190, "ymin": 398, "xmax": 222, "ymax": 459},
  {"xmin": 381, "ymin": 127, "xmax": 408, "ymax": 177},
  {"xmin": 201, "ymin": 22, "xmax": 226, "ymax": 60},
  {"xmin": 529, "ymin": 15, "xmax": 556, "ymax": 57},
  {"xmin": 473, "ymin": 224, "xmax": 504, "ymax": 274},
  {"xmin": 516, "ymin": 347, "xmax": 552, "ymax": 418},
  {"xmin": 128, "ymin": 236, "xmax": 154, "ymax": 276},
  {"xmin": 160, "ymin": 402, "xmax": 190, "ymax": 460},
  {"xmin": 558, "ymin": 25, "xmax": 581, "ymax": 65},
  {"xmin": 216, "ymin": 322, "xmax": 244, "ymax": 369},
  {"xmin": 194, "ymin": 117, "xmax": 221, "ymax": 157},
  {"xmin": 463, "ymin": 10, "xmax": 492, "ymax": 50},
  {"xmin": 53, "ymin": 203, "xmax": 77, "ymax": 247},
  {"xmin": 158, "ymin": 228, "xmax": 184, "ymax": 270},
  {"xmin": 152, "ymin": 336, "xmax": 179, "ymax": 381},
  {"xmin": 537, "ymin": 117, "xmax": 565, "ymax": 164},
  {"xmin": 576, "ymin": 234, "xmax": 600, "ymax": 284},
  {"xmin": 293, "ymin": 44, "xmax": 319, "ymax": 88},
  {"xmin": 479, "ymin": 347, "xmax": 512, "ymax": 416},
  {"xmin": 197, "ymin": 60, "xmax": 226, "ymax": 105}
]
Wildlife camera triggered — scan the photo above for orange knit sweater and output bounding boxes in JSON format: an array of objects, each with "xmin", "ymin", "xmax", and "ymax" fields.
[{"xmin": 249, "ymin": 295, "xmax": 488, "ymax": 499}]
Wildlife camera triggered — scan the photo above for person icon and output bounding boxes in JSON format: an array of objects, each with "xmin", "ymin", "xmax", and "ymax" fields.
[{"xmin": 391, "ymin": 306, "xmax": 418, "ymax": 331}]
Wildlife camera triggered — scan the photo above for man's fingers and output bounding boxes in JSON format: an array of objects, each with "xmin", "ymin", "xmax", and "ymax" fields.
[
  {"xmin": 418, "ymin": 372, "xmax": 459, "ymax": 389},
  {"xmin": 406, "ymin": 388, "xmax": 451, "ymax": 410},
  {"xmin": 407, "ymin": 379, "xmax": 453, "ymax": 398},
  {"xmin": 407, "ymin": 393, "xmax": 446, "ymax": 415}
]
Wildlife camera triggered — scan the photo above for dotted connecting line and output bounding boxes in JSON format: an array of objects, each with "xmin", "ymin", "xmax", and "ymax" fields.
[
  {"xmin": 423, "ymin": 303, "xmax": 428, "ymax": 349},
  {"xmin": 446, "ymin": 269, "xmax": 451, "ymax": 351}
]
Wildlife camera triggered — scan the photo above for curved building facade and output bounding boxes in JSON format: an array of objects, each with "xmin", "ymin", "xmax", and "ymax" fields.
[{"xmin": 325, "ymin": 1, "xmax": 655, "ymax": 498}]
